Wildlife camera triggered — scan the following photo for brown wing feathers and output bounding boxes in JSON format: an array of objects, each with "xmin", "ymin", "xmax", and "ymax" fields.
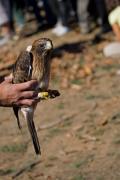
[{"xmin": 12, "ymin": 50, "xmax": 41, "ymax": 155}]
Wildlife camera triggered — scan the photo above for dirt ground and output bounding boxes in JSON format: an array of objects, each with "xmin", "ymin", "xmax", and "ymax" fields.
[{"xmin": 0, "ymin": 25, "xmax": 120, "ymax": 180}]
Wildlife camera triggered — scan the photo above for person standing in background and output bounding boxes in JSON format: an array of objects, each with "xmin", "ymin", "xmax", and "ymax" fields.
[
  {"xmin": 0, "ymin": 0, "xmax": 15, "ymax": 46},
  {"xmin": 48, "ymin": 0, "xmax": 73, "ymax": 36}
]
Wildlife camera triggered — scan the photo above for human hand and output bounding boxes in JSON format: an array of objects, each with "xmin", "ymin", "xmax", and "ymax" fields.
[{"xmin": 0, "ymin": 75, "xmax": 39, "ymax": 107}]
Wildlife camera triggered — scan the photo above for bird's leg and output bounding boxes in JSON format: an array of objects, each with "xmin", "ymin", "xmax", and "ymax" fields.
[{"xmin": 21, "ymin": 107, "xmax": 41, "ymax": 155}]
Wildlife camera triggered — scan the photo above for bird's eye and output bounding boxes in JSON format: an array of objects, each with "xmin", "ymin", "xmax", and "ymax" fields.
[{"xmin": 40, "ymin": 44, "xmax": 44, "ymax": 48}]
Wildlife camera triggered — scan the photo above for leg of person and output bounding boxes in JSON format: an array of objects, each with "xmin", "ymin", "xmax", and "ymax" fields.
[
  {"xmin": 64, "ymin": 0, "xmax": 75, "ymax": 20},
  {"xmin": 0, "ymin": 1, "xmax": 9, "ymax": 28},
  {"xmin": 13, "ymin": 0, "xmax": 25, "ymax": 32},
  {"xmin": 94, "ymin": 0, "xmax": 111, "ymax": 33},
  {"xmin": 48, "ymin": 0, "xmax": 60, "ymax": 19},
  {"xmin": 77, "ymin": 0, "xmax": 90, "ymax": 34},
  {"xmin": 28, "ymin": 0, "xmax": 44, "ymax": 23},
  {"xmin": 0, "ymin": 0, "xmax": 15, "ymax": 46},
  {"xmin": 42, "ymin": 0, "xmax": 57, "ymax": 26},
  {"xmin": 0, "ymin": 0, "xmax": 14, "ymax": 31},
  {"xmin": 48, "ymin": 0, "xmax": 69, "ymax": 25}
]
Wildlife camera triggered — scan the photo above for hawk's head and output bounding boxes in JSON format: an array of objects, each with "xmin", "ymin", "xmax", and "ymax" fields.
[
  {"xmin": 32, "ymin": 38, "xmax": 53, "ymax": 55},
  {"xmin": 26, "ymin": 38, "xmax": 53, "ymax": 90}
]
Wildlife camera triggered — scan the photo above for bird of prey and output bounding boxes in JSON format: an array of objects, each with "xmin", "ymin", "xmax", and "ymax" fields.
[{"xmin": 12, "ymin": 38, "xmax": 53, "ymax": 155}]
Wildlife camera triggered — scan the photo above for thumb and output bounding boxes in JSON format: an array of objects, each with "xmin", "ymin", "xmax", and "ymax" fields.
[{"xmin": 4, "ymin": 74, "xmax": 13, "ymax": 83}]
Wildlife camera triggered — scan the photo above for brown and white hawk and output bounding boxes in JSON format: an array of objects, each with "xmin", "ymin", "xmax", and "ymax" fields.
[{"xmin": 12, "ymin": 38, "xmax": 53, "ymax": 155}]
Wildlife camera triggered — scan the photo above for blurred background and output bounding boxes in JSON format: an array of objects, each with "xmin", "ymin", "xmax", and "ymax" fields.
[{"xmin": 1, "ymin": 0, "xmax": 120, "ymax": 179}]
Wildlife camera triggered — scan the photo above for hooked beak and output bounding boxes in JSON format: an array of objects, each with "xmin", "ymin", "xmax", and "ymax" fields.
[{"xmin": 45, "ymin": 41, "xmax": 53, "ymax": 50}]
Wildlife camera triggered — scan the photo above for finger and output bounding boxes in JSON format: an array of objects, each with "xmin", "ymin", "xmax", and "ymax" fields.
[
  {"xmin": 16, "ymin": 80, "xmax": 38, "ymax": 91},
  {"xmin": 20, "ymin": 91, "xmax": 38, "ymax": 99}
]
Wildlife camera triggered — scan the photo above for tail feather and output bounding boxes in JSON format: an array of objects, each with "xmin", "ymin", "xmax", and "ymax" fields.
[
  {"xmin": 13, "ymin": 107, "xmax": 22, "ymax": 129},
  {"xmin": 27, "ymin": 114, "xmax": 41, "ymax": 155}
]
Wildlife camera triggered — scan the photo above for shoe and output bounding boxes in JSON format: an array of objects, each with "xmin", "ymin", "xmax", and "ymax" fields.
[
  {"xmin": 0, "ymin": 32, "xmax": 19, "ymax": 46},
  {"xmin": 0, "ymin": 35, "xmax": 10, "ymax": 46},
  {"xmin": 91, "ymin": 34, "xmax": 104, "ymax": 45},
  {"xmin": 79, "ymin": 22, "xmax": 91, "ymax": 34},
  {"xmin": 55, "ymin": 26, "xmax": 69, "ymax": 36},
  {"xmin": 52, "ymin": 22, "xmax": 69, "ymax": 36},
  {"xmin": 52, "ymin": 21, "xmax": 62, "ymax": 34},
  {"xmin": 101, "ymin": 24, "xmax": 112, "ymax": 34}
]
